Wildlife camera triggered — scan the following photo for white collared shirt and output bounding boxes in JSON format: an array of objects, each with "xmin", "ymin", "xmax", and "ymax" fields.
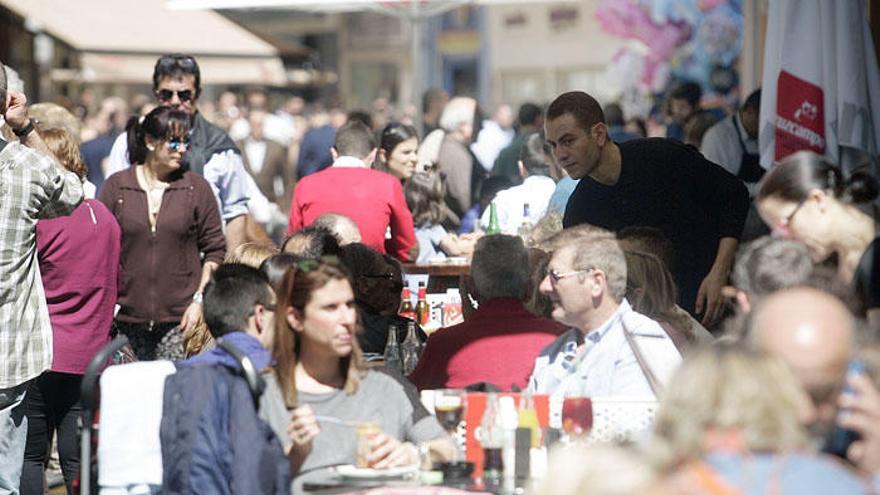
[
  {"xmin": 331, "ymin": 156, "xmax": 369, "ymax": 168},
  {"xmin": 480, "ymin": 175, "xmax": 556, "ymax": 234},
  {"xmin": 701, "ymin": 113, "xmax": 759, "ymax": 177},
  {"xmin": 527, "ymin": 300, "xmax": 682, "ymax": 399}
]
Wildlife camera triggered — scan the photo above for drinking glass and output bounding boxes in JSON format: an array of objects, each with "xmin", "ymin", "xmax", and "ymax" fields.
[
  {"xmin": 434, "ymin": 389, "xmax": 466, "ymax": 462},
  {"xmin": 561, "ymin": 395, "xmax": 593, "ymax": 441}
]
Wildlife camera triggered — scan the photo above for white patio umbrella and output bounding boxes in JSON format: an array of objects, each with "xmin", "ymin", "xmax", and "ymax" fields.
[{"xmin": 759, "ymin": 0, "xmax": 880, "ymax": 174}]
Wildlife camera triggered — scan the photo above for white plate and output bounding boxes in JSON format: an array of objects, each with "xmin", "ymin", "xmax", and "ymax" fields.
[{"xmin": 333, "ymin": 464, "xmax": 417, "ymax": 480}]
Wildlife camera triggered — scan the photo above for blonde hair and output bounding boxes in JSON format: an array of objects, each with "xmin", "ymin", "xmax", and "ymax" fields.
[
  {"xmin": 653, "ymin": 345, "xmax": 808, "ymax": 465},
  {"xmin": 533, "ymin": 444, "xmax": 657, "ymax": 495},
  {"xmin": 30, "ymin": 103, "xmax": 82, "ymax": 144},
  {"xmin": 226, "ymin": 242, "xmax": 279, "ymax": 267},
  {"xmin": 37, "ymin": 128, "xmax": 87, "ymax": 180},
  {"xmin": 184, "ymin": 243, "xmax": 280, "ymax": 357}
]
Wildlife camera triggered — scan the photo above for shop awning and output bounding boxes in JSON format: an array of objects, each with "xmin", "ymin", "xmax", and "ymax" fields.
[{"xmin": 1, "ymin": 0, "xmax": 287, "ymax": 85}]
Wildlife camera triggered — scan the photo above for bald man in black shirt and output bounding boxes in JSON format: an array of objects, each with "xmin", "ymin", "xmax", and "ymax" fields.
[{"xmin": 545, "ymin": 91, "xmax": 749, "ymax": 324}]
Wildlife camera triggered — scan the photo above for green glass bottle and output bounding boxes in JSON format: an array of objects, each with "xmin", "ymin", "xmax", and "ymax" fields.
[{"xmin": 487, "ymin": 202, "xmax": 501, "ymax": 235}]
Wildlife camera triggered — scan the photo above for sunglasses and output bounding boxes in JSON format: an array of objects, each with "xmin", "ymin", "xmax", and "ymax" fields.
[
  {"xmin": 155, "ymin": 89, "xmax": 194, "ymax": 103},
  {"xmin": 296, "ymin": 255, "xmax": 341, "ymax": 273},
  {"xmin": 165, "ymin": 137, "xmax": 190, "ymax": 151}
]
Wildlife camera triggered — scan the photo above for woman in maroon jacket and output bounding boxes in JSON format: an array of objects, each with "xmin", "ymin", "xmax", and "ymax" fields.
[{"xmin": 99, "ymin": 106, "xmax": 226, "ymax": 361}]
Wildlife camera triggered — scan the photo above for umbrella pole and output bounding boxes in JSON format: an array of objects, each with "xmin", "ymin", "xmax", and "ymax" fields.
[{"xmin": 411, "ymin": 1, "xmax": 423, "ymax": 134}]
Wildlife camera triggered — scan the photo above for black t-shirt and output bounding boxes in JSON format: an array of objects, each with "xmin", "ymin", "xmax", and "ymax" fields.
[
  {"xmin": 563, "ymin": 138, "xmax": 750, "ymax": 314},
  {"xmin": 855, "ymin": 237, "xmax": 880, "ymax": 310}
]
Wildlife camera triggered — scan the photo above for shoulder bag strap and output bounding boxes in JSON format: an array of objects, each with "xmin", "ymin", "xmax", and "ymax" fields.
[{"xmin": 620, "ymin": 317, "xmax": 664, "ymax": 397}]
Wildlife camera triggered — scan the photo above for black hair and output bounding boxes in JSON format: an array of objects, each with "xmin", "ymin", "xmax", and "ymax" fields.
[
  {"xmin": 379, "ymin": 122, "xmax": 419, "ymax": 157},
  {"xmin": 546, "ymin": 91, "xmax": 605, "ymax": 132},
  {"xmin": 334, "ymin": 120, "xmax": 376, "ymax": 158},
  {"xmin": 347, "ymin": 110, "xmax": 373, "ymax": 130},
  {"xmin": 758, "ymin": 150, "xmax": 879, "ymax": 205},
  {"xmin": 670, "ymin": 81, "xmax": 702, "ymax": 107},
  {"xmin": 479, "ymin": 176, "xmax": 514, "ymax": 205},
  {"xmin": 152, "ymin": 53, "xmax": 201, "ymax": 97},
  {"xmin": 338, "ymin": 242, "xmax": 384, "ymax": 280},
  {"xmin": 519, "ymin": 132, "xmax": 551, "ymax": 177},
  {"xmin": 203, "ymin": 263, "xmax": 272, "ymax": 338},
  {"xmin": 517, "ymin": 102, "xmax": 543, "ymax": 127},
  {"xmin": 125, "ymin": 106, "xmax": 191, "ymax": 165},
  {"xmin": 742, "ymin": 88, "xmax": 761, "ymax": 112},
  {"xmin": 281, "ymin": 225, "xmax": 341, "ymax": 258},
  {"xmin": 603, "ymin": 103, "xmax": 626, "ymax": 127},
  {"xmin": 260, "ymin": 253, "xmax": 302, "ymax": 291}
]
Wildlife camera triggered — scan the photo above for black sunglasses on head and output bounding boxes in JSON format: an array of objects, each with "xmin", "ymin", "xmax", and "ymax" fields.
[{"xmin": 156, "ymin": 89, "xmax": 194, "ymax": 103}]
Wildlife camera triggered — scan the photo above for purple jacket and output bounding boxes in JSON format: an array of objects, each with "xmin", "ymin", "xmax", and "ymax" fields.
[{"xmin": 37, "ymin": 199, "xmax": 121, "ymax": 374}]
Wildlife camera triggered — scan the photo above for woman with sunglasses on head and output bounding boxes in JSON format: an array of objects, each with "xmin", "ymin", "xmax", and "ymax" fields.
[
  {"xmin": 99, "ymin": 106, "xmax": 226, "ymax": 360},
  {"xmin": 376, "ymin": 122, "xmax": 419, "ymax": 183},
  {"xmin": 259, "ymin": 258, "xmax": 452, "ymax": 486},
  {"xmin": 756, "ymin": 150, "xmax": 879, "ymax": 325}
]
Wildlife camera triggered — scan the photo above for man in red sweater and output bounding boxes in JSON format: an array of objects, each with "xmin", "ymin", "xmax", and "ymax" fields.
[
  {"xmin": 409, "ymin": 235, "xmax": 566, "ymax": 391},
  {"xmin": 287, "ymin": 121, "xmax": 418, "ymax": 261}
]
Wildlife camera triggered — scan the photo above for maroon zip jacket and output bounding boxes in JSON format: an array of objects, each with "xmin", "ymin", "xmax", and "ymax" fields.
[{"xmin": 99, "ymin": 167, "xmax": 225, "ymax": 325}]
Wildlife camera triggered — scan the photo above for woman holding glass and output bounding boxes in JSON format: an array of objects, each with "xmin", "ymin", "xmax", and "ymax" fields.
[
  {"xmin": 258, "ymin": 258, "xmax": 453, "ymax": 481},
  {"xmin": 99, "ymin": 106, "xmax": 225, "ymax": 360}
]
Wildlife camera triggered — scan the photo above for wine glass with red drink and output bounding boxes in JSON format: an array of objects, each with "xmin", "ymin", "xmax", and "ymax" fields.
[{"xmin": 562, "ymin": 396, "xmax": 593, "ymax": 440}]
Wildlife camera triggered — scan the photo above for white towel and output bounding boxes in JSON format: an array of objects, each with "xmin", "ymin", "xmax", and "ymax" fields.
[{"xmin": 98, "ymin": 361, "xmax": 175, "ymax": 493}]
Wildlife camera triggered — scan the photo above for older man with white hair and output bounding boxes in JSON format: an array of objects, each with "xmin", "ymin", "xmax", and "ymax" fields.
[
  {"xmin": 436, "ymin": 96, "xmax": 484, "ymax": 219},
  {"xmin": 527, "ymin": 227, "xmax": 682, "ymax": 399}
]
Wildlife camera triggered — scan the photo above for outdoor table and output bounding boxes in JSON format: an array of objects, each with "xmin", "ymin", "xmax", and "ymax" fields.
[
  {"xmin": 300, "ymin": 466, "xmax": 488, "ymax": 495},
  {"xmin": 402, "ymin": 263, "xmax": 470, "ymax": 292}
]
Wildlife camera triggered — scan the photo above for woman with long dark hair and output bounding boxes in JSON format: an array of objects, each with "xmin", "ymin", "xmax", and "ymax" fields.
[
  {"xmin": 756, "ymin": 151, "xmax": 879, "ymax": 324},
  {"xmin": 99, "ymin": 106, "xmax": 226, "ymax": 360},
  {"xmin": 258, "ymin": 259, "xmax": 452, "ymax": 483}
]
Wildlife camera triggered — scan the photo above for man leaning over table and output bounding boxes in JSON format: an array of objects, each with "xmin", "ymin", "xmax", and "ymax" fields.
[
  {"xmin": 527, "ymin": 226, "xmax": 681, "ymax": 399},
  {"xmin": 0, "ymin": 60, "xmax": 84, "ymax": 494}
]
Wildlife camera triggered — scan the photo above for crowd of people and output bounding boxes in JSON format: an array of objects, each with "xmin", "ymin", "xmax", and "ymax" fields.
[{"xmin": 1, "ymin": 50, "xmax": 879, "ymax": 495}]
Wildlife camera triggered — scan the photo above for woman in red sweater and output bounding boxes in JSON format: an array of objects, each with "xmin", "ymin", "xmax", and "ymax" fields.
[{"xmin": 99, "ymin": 106, "xmax": 226, "ymax": 361}]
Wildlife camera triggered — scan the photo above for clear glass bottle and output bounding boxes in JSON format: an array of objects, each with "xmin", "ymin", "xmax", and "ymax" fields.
[
  {"xmin": 401, "ymin": 320, "xmax": 422, "ymax": 375},
  {"xmin": 480, "ymin": 393, "xmax": 504, "ymax": 491},
  {"xmin": 384, "ymin": 324, "xmax": 403, "ymax": 373}
]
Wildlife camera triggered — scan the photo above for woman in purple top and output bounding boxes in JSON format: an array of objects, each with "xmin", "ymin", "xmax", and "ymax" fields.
[
  {"xmin": 21, "ymin": 128, "xmax": 121, "ymax": 495},
  {"xmin": 99, "ymin": 106, "xmax": 226, "ymax": 361}
]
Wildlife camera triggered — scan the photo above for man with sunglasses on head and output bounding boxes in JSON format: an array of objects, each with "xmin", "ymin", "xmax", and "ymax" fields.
[
  {"xmin": 106, "ymin": 54, "xmax": 253, "ymax": 249},
  {"xmin": 526, "ymin": 226, "xmax": 681, "ymax": 399},
  {"xmin": 545, "ymin": 91, "xmax": 749, "ymax": 326}
]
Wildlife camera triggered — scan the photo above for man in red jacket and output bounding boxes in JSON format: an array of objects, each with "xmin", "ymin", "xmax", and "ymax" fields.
[
  {"xmin": 287, "ymin": 121, "xmax": 418, "ymax": 262},
  {"xmin": 409, "ymin": 235, "xmax": 566, "ymax": 391}
]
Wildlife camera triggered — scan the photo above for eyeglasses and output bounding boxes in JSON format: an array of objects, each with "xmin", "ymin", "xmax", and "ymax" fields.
[
  {"xmin": 249, "ymin": 302, "xmax": 276, "ymax": 317},
  {"xmin": 548, "ymin": 267, "xmax": 594, "ymax": 285},
  {"xmin": 155, "ymin": 89, "xmax": 194, "ymax": 103},
  {"xmin": 774, "ymin": 197, "xmax": 809, "ymax": 237},
  {"xmin": 165, "ymin": 137, "xmax": 190, "ymax": 151},
  {"xmin": 362, "ymin": 272, "xmax": 395, "ymax": 281}
]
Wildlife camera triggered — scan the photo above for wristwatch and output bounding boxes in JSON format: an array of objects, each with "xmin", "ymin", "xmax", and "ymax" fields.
[
  {"xmin": 192, "ymin": 291, "xmax": 204, "ymax": 305},
  {"xmin": 12, "ymin": 119, "xmax": 34, "ymax": 138}
]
